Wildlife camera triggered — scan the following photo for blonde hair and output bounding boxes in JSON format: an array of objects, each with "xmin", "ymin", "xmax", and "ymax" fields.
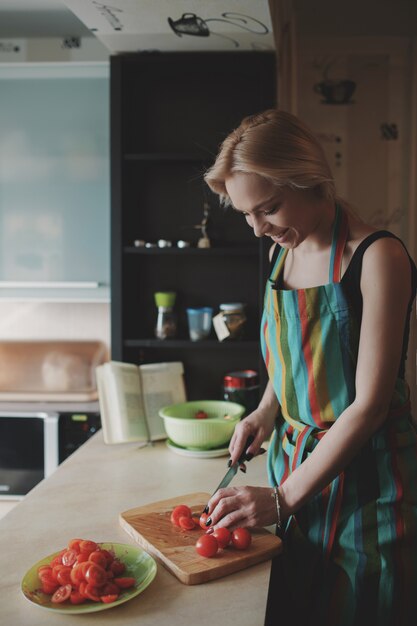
[{"xmin": 204, "ymin": 109, "xmax": 336, "ymax": 206}]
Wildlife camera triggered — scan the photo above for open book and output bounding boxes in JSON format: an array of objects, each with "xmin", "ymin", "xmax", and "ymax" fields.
[{"xmin": 96, "ymin": 361, "xmax": 186, "ymax": 444}]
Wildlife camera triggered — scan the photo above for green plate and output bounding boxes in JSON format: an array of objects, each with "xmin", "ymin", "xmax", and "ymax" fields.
[{"xmin": 21, "ymin": 542, "xmax": 157, "ymax": 614}]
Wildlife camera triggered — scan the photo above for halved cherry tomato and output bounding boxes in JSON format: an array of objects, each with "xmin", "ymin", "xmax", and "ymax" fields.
[
  {"xmin": 195, "ymin": 535, "xmax": 218, "ymax": 558},
  {"xmin": 212, "ymin": 527, "xmax": 231, "ymax": 549},
  {"xmin": 68, "ymin": 538, "xmax": 82, "ymax": 553},
  {"xmin": 231, "ymin": 527, "xmax": 252, "ymax": 550},
  {"xmin": 70, "ymin": 590, "xmax": 86, "ymax": 605},
  {"xmin": 41, "ymin": 580, "xmax": 59, "ymax": 595},
  {"xmin": 194, "ymin": 410, "xmax": 208, "ymax": 419},
  {"xmin": 85, "ymin": 563, "xmax": 107, "ymax": 587},
  {"xmin": 102, "ymin": 582, "xmax": 120, "ymax": 596},
  {"xmin": 57, "ymin": 567, "xmax": 72, "ymax": 585},
  {"xmin": 38, "ymin": 567, "xmax": 54, "ymax": 582},
  {"xmin": 76, "ymin": 552, "xmax": 89, "ymax": 564},
  {"xmin": 114, "ymin": 577, "xmax": 136, "ymax": 589},
  {"xmin": 199, "ymin": 513, "xmax": 209, "ymax": 529},
  {"xmin": 178, "ymin": 516, "xmax": 196, "ymax": 530},
  {"xmin": 89, "ymin": 550, "xmax": 108, "ymax": 569},
  {"xmin": 70, "ymin": 563, "xmax": 87, "ymax": 586},
  {"xmin": 79, "ymin": 540, "xmax": 98, "ymax": 555},
  {"xmin": 110, "ymin": 560, "xmax": 126, "ymax": 576},
  {"xmin": 62, "ymin": 549, "xmax": 77, "ymax": 567},
  {"xmin": 171, "ymin": 505, "xmax": 192, "ymax": 526},
  {"xmin": 83, "ymin": 583, "xmax": 102, "ymax": 602},
  {"xmin": 101, "ymin": 594, "xmax": 119, "ymax": 604},
  {"xmin": 51, "ymin": 584, "xmax": 72, "ymax": 604}
]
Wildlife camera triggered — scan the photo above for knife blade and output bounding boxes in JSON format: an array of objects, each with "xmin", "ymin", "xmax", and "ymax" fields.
[{"xmin": 202, "ymin": 436, "xmax": 255, "ymax": 514}]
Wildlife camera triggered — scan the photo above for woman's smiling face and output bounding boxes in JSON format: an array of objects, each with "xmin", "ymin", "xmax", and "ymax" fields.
[{"xmin": 225, "ymin": 172, "xmax": 323, "ymax": 249}]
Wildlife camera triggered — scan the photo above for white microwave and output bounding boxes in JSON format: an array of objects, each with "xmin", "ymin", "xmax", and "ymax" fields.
[{"xmin": 0, "ymin": 411, "xmax": 100, "ymax": 499}]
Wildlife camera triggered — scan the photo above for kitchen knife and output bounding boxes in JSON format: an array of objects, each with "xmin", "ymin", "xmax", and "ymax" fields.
[{"xmin": 202, "ymin": 436, "xmax": 255, "ymax": 514}]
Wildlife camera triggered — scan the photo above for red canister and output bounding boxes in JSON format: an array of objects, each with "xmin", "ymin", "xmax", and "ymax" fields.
[{"xmin": 222, "ymin": 370, "xmax": 259, "ymax": 417}]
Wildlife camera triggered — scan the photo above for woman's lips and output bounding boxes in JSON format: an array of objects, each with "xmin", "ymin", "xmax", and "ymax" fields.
[{"xmin": 269, "ymin": 229, "xmax": 289, "ymax": 243}]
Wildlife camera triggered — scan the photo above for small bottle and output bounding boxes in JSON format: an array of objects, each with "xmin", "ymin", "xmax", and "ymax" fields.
[
  {"xmin": 219, "ymin": 303, "xmax": 247, "ymax": 340},
  {"xmin": 154, "ymin": 292, "xmax": 177, "ymax": 340},
  {"xmin": 223, "ymin": 370, "xmax": 260, "ymax": 417}
]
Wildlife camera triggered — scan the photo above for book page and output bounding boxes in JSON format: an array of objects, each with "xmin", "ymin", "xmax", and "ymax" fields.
[
  {"xmin": 139, "ymin": 362, "xmax": 187, "ymax": 440},
  {"xmin": 97, "ymin": 361, "xmax": 149, "ymax": 443}
]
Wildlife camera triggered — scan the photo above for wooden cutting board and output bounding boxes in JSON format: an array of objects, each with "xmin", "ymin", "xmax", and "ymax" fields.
[{"xmin": 119, "ymin": 492, "xmax": 282, "ymax": 585}]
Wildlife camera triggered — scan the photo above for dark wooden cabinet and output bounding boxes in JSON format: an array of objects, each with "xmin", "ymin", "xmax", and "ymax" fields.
[{"xmin": 111, "ymin": 51, "xmax": 276, "ymax": 400}]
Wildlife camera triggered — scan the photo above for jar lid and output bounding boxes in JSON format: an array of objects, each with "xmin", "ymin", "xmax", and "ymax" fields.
[
  {"xmin": 219, "ymin": 303, "xmax": 245, "ymax": 312},
  {"xmin": 223, "ymin": 370, "xmax": 259, "ymax": 389},
  {"xmin": 154, "ymin": 291, "xmax": 176, "ymax": 307}
]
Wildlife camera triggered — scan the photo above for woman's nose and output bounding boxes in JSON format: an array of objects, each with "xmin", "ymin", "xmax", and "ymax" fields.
[{"xmin": 251, "ymin": 214, "xmax": 268, "ymax": 238}]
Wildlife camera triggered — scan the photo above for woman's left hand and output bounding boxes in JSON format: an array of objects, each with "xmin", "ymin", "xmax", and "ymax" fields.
[{"xmin": 205, "ymin": 485, "xmax": 277, "ymax": 531}]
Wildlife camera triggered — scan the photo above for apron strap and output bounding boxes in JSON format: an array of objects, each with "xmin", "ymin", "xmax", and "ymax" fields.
[{"xmin": 329, "ymin": 203, "xmax": 349, "ymax": 283}]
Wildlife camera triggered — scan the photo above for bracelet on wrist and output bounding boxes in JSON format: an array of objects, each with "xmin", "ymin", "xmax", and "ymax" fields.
[{"xmin": 271, "ymin": 485, "xmax": 282, "ymax": 530}]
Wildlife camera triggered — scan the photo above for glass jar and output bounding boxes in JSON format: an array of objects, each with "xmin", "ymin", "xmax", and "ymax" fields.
[
  {"xmin": 154, "ymin": 292, "xmax": 177, "ymax": 339},
  {"xmin": 219, "ymin": 303, "xmax": 247, "ymax": 340}
]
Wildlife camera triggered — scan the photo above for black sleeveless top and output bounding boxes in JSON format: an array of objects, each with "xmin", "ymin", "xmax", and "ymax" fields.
[{"xmin": 270, "ymin": 231, "xmax": 417, "ymax": 379}]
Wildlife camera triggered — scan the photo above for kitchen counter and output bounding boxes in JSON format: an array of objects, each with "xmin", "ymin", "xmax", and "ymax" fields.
[{"xmin": 0, "ymin": 431, "xmax": 276, "ymax": 626}]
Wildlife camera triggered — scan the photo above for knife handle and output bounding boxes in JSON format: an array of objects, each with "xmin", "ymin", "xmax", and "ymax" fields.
[{"xmin": 237, "ymin": 435, "xmax": 255, "ymax": 465}]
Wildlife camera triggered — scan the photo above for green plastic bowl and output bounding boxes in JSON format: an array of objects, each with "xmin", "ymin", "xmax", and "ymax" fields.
[{"xmin": 159, "ymin": 400, "xmax": 245, "ymax": 450}]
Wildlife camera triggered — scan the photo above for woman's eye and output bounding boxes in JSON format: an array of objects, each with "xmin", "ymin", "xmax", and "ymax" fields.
[{"xmin": 263, "ymin": 205, "xmax": 279, "ymax": 216}]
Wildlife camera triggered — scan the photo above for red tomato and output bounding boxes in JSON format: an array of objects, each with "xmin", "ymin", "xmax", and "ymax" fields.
[
  {"xmin": 101, "ymin": 594, "xmax": 119, "ymax": 604},
  {"xmin": 79, "ymin": 540, "xmax": 98, "ymax": 555},
  {"xmin": 76, "ymin": 552, "xmax": 89, "ymax": 564},
  {"xmin": 38, "ymin": 565, "xmax": 52, "ymax": 577},
  {"xmin": 114, "ymin": 577, "xmax": 136, "ymax": 589},
  {"xmin": 110, "ymin": 560, "xmax": 126, "ymax": 576},
  {"xmin": 70, "ymin": 590, "xmax": 86, "ymax": 605},
  {"xmin": 51, "ymin": 584, "xmax": 72, "ymax": 604},
  {"xmin": 194, "ymin": 410, "xmax": 208, "ymax": 419},
  {"xmin": 62, "ymin": 549, "xmax": 77, "ymax": 567},
  {"xmin": 89, "ymin": 550, "xmax": 108, "ymax": 569},
  {"xmin": 212, "ymin": 527, "xmax": 231, "ymax": 549},
  {"xmin": 195, "ymin": 535, "xmax": 219, "ymax": 558},
  {"xmin": 41, "ymin": 580, "xmax": 59, "ymax": 595},
  {"xmin": 102, "ymin": 582, "xmax": 120, "ymax": 595},
  {"xmin": 178, "ymin": 516, "xmax": 196, "ymax": 530},
  {"xmin": 38, "ymin": 568, "xmax": 54, "ymax": 582},
  {"xmin": 83, "ymin": 583, "xmax": 102, "ymax": 602},
  {"xmin": 56, "ymin": 567, "xmax": 72, "ymax": 586},
  {"xmin": 85, "ymin": 563, "xmax": 107, "ymax": 587},
  {"xmin": 68, "ymin": 538, "xmax": 82, "ymax": 553},
  {"xmin": 199, "ymin": 513, "xmax": 209, "ymax": 529},
  {"xmin": 231, "ymin": 527, "xmax": 252, "ymax": 550},
  {"xmin": 70, "ymin": 563, "xmax": 87, "ymax": 586},
  {"xmin": 171, "ymin": 505, "xmax": 192, "ymax": 526}
]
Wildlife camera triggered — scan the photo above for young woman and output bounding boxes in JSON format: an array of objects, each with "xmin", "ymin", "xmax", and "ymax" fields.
[{"xmin": 203, "ymin": 109, "xmax": 417, "ymax": 625}]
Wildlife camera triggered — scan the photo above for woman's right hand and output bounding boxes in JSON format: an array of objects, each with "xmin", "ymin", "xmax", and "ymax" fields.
[{"xmin": 228, "ymin": 405, "xmax": 277, "ymax": 466}]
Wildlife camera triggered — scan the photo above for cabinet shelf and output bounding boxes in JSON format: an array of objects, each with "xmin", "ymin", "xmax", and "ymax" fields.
[
  {"xmin": 111, "ymin": 51, "xmax": 276, "ymax": 400},
  {"xmin": 124, "ymin": 339, "xmax": 260, "ymax": 349},
  {"xmin": 123, "ymin": 246, "xmax": 259, "ymax": 256}
]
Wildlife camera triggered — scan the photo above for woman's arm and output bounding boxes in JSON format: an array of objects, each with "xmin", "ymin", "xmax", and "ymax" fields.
[{"xmin": 207, "ymin": 237, "xmax": 412, "ymax": 530}]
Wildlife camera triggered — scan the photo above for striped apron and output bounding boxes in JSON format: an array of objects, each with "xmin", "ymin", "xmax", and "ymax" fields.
[{"xmin": 261, "ymin": 204, "xmax": 417, "ymax": 625}]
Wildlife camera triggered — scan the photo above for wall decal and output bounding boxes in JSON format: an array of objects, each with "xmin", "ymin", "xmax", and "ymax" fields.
[
  {"xmin": 168, "ymin": 12, "xmax": 269, "ymax": 48},
  {"xmin": 312, "ymin": 56, "xmax": 356, "ymax": 105},
  {"xmin": 380, "ymin": 123, "xmax": 398, "ymax": 140},
  {"xmin": 63, "ymin": 1, "xmax": 274, "ymax": 53}
]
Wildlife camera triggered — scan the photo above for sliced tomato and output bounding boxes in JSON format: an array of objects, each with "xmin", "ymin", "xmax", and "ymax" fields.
[
  {"xmin": 100, "ymin": 549, "xmax": 115, "ymax": 565},
  {"xmin": 51, "ymin": 584, "xmax": 72, "ymax": 604},
  {"xmin": 89, "ymin": 550, "xmax": 108, "ymax": 569},
  {"xmin": 110, "ymin": 560, "xmax": 126, "ymax": 576},
  {"xmin": 171, "ymin": 505, "xmax": 192, "ymax": 526},
  {"xmin": 38, "ymin": 568, "xmax": 54, "ymax": 582},
  {"xmin": 57, "ymin": 567, "xmax": 72, "ymax": 586},
  {"xmin": 101, "ymin": 594, "xmax": 119, "ymax": 604},
  {"xmin": 76, "ymin": 552, "xmax": 89, "ymax": 564},
  {"xmin": 61, "ymin": 549, "xmax": 77, "ymax": 567},
  {"xmin": 70, "ymin": 563, "xmax": 87, "ymax": 586},
  {"xmin": 178, "ymin": 516, "xmax": 196, "ymax": 530},
  {"xmin": 68, "ymin": 538, "xmax": 82, "ymax": 554},
  {"xmin": 85, "ymin": 563, "xmax": 107, "ymax": 587},
  {"xmin": 114, "ymin": 577, "xmax": 136, "ymax": 589},
  {"xmin": 195, "ymin": 535, "xmax": 218, "ymax": 558},
  {"xmin": 79, "ymin": 540, "xmax": 98, "ymax": 555},
  {"xmin": 41, "ymin": 580, "xmax": 59, "ymax": 595},
  {"xmin": 83, "ymin": 583, "xmax": 101, "ymax": 602},
  {"xmin": 102, "ymin": 582, "xmax": 120, "ymax": 596},
  {"xmin": 70, "ymin": 590, "xmax": 86, "ymax": 605},
  {"xmin": 38, "ymin": 565, "xmax": 53, "ymax": 577}
]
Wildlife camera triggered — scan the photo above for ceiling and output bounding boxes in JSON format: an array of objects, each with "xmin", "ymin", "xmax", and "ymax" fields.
[{"xmin": 0, "ymin": 0, "xmax": 416, "ymax": 44}]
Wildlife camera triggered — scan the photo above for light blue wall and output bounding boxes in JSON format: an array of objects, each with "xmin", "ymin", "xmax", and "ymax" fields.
[{"xmin": 0, "ymin": 64, "xmax": 109, "ymax": 290}]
